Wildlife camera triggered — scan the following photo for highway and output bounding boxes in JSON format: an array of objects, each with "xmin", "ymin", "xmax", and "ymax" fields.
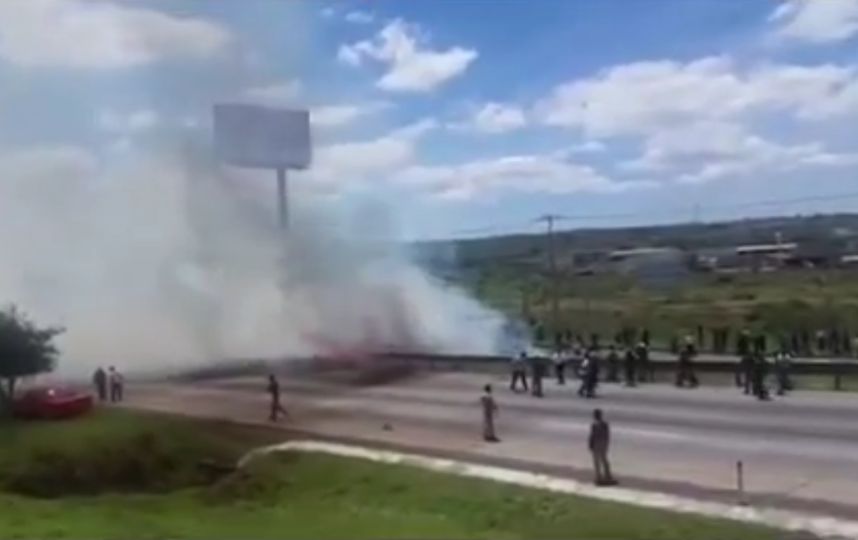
[{"xmin": 125, "ymin": 370, "xmax": 858, "ymax": 520}]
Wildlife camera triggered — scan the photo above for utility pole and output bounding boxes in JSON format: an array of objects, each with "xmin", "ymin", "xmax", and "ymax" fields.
[
  {"xmin": 536, "ymin": 214, "xmax": 565, "ymax": 348},
  {"xmin": 276, "ymin": 167, "xmax": 288, "ymax": 230}
]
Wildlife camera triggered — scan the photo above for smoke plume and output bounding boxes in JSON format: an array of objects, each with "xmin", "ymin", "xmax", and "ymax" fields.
[{"xmin": 0, "ymin": 140, "xmax": 507, "ymax": 377}]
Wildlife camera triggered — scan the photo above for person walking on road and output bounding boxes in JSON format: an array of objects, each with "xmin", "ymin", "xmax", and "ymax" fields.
[
  {"xmin": 93, "ymin": 367, "xmax": 107, "ymax": 402},
  {"xmin": 481, "ymin": 384, "xmax": 499, "ymax": 442},
  {"xmin": 675, "ymin": 338, "xmax": 699, "ymax": 388},
  {"xmin": 510, "ymin": 352, "xmax": 529, "ymax": 393},
  {"xmin": 267, "ymin": 374, "xmax": 289, "ymax": 422},
  {"xmin": 589, "ymin": 408, "xmax": 617, "ymax": 486}
]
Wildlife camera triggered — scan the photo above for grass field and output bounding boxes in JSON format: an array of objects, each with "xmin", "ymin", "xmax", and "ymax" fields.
[
  {"xmin": 472, "ymin": 265, "xmax": 858, "ymax": 352},
  {"xmin": 0, "ymin": 409, "xmax": 786, "ymax": 539}
]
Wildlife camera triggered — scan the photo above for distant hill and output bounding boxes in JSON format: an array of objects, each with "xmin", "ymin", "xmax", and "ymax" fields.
[{"xmin": 413, "ymin": 213, "xmax": 858, "ymax": 270}]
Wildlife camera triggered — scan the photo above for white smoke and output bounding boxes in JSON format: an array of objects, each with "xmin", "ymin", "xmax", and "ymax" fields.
[{"xmin": 0, "ymin": 141, "xmax": 507, "ymax": 377}]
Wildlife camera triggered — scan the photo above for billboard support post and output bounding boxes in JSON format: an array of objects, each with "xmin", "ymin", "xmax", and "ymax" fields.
[
  {"xmin": 212, "ymin": 103, "xmax": 311, "ymax": 233},
  {"xmin": 277, "ymin": 167, "xmax": 288, "ymax": 230}
]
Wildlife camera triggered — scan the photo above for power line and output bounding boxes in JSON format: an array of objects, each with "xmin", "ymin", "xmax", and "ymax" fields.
[{"xmin": 441, "ymin": 189, "xmax": 858, "ymax": 239}]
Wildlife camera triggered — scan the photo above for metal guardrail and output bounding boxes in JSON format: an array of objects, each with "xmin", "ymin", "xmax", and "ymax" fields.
[
  {"xmin": 175, "ymin": 352, "xmax": 858, "ymax": 391},
  {"xmin": 378, "ymin": 352, "xmax": 858, "ymax": 390}
]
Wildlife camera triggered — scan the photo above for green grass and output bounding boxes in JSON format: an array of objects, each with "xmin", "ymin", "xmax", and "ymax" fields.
[
  {"xmin": 0, "ymin": 410, "xmax": 785, "ymax": 539},
  {"xmin": 474, "ymin": 266, "xmax": 858, "ymax": 350},
  {"xmin": 0, "ymin": 409, "xmax": 283, "ymax": 496},
  {"xmin": 0, "ymin": 450, "xmax": 782, "ymax": 540}
]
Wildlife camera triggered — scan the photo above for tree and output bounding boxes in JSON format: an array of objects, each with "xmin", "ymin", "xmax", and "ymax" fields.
[{"xmin": 0, "ymin": 305, "xmax": 63, "ymax": 408}]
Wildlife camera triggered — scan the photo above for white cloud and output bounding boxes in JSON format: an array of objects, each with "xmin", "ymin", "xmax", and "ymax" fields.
[
  {"xmin": 536, "ymin": 56, "xmax": 858, "ymax": 187},
  {"xmin": 97, "ymin": 109, "xmax": 160, "ymax": 134},
  {"xmin": 0, "ymin": 0, "xmax": 232, "ymax": 68},
  {"xmin": 344, "ymin": 10, "xmax": 374, "ymax": 25},
  {"xmin": 320, "ymin": 6, "xmax": 336, "ymax": 19},
  {"xmin": 391, "ymin": 118, "xmax": 440, "ymax": 139},
  {"xmin": 623, "ymin": 122, "xmax": 761, "ymax": 171},
  {"xmin": 452, "ymin": 102, "xmax": 527, "ymax": 134},
  {"xmin": 617, "ymin": 119, "xmax": 858, "ymax": 184},
  {"xmin": 770, "ymin": 0, "xmax": 858, "ymax": 44},
  {"xmin": 400, "ymin": 153, "xmax": 655, "ymax": 201},
  {"xmin": 300, "ymin": 119, "xmax": 437, "ymax": 191},
  {"xmin": 311, "ymin": 102, "xmax": 390, "ymax": 128},
  {"xmin": 242, "ymin": 80, "xmax": 303, "ymax": 106},
  {"xmin": 678, "ymin": 142, "xmax": 858, "ymax": 184},
  {"xmin": 338, "ymin": 19, "xmax": 477, "ymax": 92},
  {"xmin": 535, "ymin": 56, "xmax": 858, "ymax": 137},
  {"xmin": 568, "ymin": 141, "xmax": 606, "ymax": 154}
]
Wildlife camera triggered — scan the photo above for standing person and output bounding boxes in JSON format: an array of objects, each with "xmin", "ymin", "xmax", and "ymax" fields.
[
  {"xmin": 114, "ymin": 369, "xmax": 124, "ymax": 402},
  {"xmin": 589, "ymin": 409, "xmax": 617, "ymax": 486},
  {"xmin": 641, "ymin": 328, "xmax": 651, "ymax": 347},
  {"xmin": 623, "ymin": 347, "xmax": 637, "ymax": 387},
  {"xmin": 510, "ymin": 352, "xmax": 529, "ymax": 393},
  {"xmin": 751, "ymin": 354, "xmax": 770, "ymax": 401},
  {"xmin": 577, "ymin": 353, "xmax": 591, "ymax": 397},
  {"xmin": 816, "ymin": 329, "xmax": 826, "ymax": 354},
  {"xmin": 736, "ymin": 330, "xmax": 751, "ymax": 391},
  {"xmin": 739, "ymin": 352, "xmax": 753, "ymax": 395},
  {"xmin": 578, "ymin": 349, "xmax": 600, "ymax": 398},
  {"xmin": 830, "ymin": 328, "xmax": 841, "ymax": 356},
  {"xmin": 93, "ymin": 367, "xmax": 107, "ymax": 402},
  {"xmin": 108, "ymin": 366, "xmax": 120, "ymax": 403},
  {"xmin": 606, "ymin": 345, "xmax": 620, "ymax": 383},
  {"xmin": 635, "ymin": 341, "xmax": 651, "ymax": 382},
  {"xmin": 675, "ymin": 338, "xmax": 699, "ymax": 388},
  {"xmin": 552, "ymin": 349, "xmax": 566, "ymax": 385},
  {"xmin": 267, "ymin": 374, "xmax": 289, "ymax": 422},
  {"xmin": 480, "ymin": 385, "xmax": 499, "ymax": 442},
  {"xmin": 753, "ymin": 332, "xmax": 767, "ymax": 356},
  {"xmin": 530, "ymin": 354, "xmax": 545, "ymax": 398},
  {"xmin": 584, "ymin": 350, "xmax": 601, "ymax": 398},
  {"xmin": 775, "ymin": 352, "xmax": 793, "ymax": 396},
  {"xmin": 800, "ymin": 329, "xmax": 811, "ymax": 356}
]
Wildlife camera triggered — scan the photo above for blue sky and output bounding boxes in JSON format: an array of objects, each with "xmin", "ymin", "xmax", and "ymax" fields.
[{"xmin": 1, "ymin": 0, "xmax": 858, "ymax": 240}]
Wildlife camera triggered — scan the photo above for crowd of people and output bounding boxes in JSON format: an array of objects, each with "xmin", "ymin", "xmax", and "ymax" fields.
[
  {"xmin": 482, "ymin": 328, "xmax": 807, "ymax": 485},
  {"xmin": 515, "ymin": 327, "xmax": 799, "ymax": 402}
]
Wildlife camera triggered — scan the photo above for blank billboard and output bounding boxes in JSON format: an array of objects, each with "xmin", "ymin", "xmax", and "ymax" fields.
[{"xmin": 213, "ymin": 103, "xmax": 311, "ymax": 170}]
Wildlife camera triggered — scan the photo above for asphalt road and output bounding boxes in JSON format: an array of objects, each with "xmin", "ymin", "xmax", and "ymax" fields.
[{"xmin": 124, "ymin": 370, "xmax": 858, "ymax": 519}]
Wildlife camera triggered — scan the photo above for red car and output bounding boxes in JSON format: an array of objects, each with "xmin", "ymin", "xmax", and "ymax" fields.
[{"xmin": 12, "ymin": 386, "xmax": 93, "ymax": 420}]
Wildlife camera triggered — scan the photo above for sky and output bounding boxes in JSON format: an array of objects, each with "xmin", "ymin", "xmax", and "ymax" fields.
[{"xmin": 1, "ymin": 0, "xmax": 858, "ymax": 240}]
